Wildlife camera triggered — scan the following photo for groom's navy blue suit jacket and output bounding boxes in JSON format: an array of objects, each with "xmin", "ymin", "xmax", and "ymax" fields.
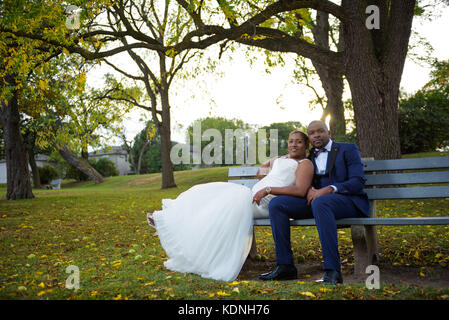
[{"xmin": 309, "ymin": 142, "xmax": 370, "ymax": 217}]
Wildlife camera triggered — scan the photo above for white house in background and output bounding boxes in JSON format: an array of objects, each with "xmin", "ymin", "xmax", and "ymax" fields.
[
  {"xmin": 89, "ymin": 146, "xmax": 132, "ymax": 176},
  {"xmin": 0, "ymin": 154, "xmax": 54, "ymax": 183}
]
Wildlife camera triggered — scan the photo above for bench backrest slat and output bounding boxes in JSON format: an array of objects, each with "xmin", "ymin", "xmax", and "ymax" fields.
[
  {"xmin": 365, "ymin": 171, "xmax": 449, "ymax": 186},
  {"xmin": 363, "ymin": 156, "xmax": 449, "ymax": 172},
  {"xmin": 228, "ymin": 166, "xmax": 260, "ymax": 178},
  {"xmin": 365, "ymin": 185, "xmax": 449, "ymax": 200},
  {"xmin": 228, "ymin": 156, "xmax": 449, "ymax": 201}
]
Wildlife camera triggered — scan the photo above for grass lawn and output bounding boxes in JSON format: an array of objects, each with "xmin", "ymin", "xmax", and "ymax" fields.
[{"xmin": 0, "ymin": 153, "xmax": 448, "ymax": 300}]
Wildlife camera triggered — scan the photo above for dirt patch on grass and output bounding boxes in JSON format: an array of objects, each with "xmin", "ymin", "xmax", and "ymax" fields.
[
  {"xmin": 126, "ymin": 175, "xmax": 161, "ymax": 187},
  {"xmin": 239, "ymin": 258, "xmax": 449, "ymax": 288}
]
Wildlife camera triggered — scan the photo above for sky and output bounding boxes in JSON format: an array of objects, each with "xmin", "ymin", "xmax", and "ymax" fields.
[{"xmin": 87, "ymin": 5, "xmax": 449, "ymax": 146}]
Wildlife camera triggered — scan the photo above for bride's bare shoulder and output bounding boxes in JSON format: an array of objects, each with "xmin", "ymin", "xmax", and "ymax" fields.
[{"xmin": 297, "ymin": 158, "xmax": 314, "ymax": 169}]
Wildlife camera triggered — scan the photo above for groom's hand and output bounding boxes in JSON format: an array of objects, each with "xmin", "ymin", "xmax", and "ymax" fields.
[
  {"xmin": 306, "ymin": 187, "xmax": 316, "ymax": 205},
  {"xmin": 307, "ymin": 186, "xmax": 334, "ymax": 205}
]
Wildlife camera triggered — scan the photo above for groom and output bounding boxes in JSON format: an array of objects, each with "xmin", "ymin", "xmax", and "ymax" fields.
[{"xmin": 258, "ymin": 120, "xmax": 369, "ymax": 285}]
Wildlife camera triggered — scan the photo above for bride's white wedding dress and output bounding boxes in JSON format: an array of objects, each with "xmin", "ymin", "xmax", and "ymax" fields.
[{"xmin": 152, "ymin": 157, "xmax": 306, "ymax": 281}]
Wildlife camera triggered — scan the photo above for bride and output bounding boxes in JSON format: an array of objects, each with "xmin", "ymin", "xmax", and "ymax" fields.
[{"xmin": 146, "ymin": 131, "xmax": 314, "ymax": 281}]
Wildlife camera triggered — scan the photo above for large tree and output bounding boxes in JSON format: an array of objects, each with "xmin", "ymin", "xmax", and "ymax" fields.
[
  {"xmin": 3, "ymin": 0, "xmax": 441, "ymax": 161},
  {"xmin": 98, "ymin": 0, "xmax": 204, "ymax": 188},
  {"xmin": 174, "ymin": 0, "xmax": 417, "ymax": 159}
]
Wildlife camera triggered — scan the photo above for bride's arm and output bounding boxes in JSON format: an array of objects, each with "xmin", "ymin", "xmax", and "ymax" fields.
[
  {"xmin": 256, "ymin": 155, "xmax": 281, "ymax": 180},
  {"xmin": 262, "ymin": 160, "xmax": 314, "ymax": 198}
]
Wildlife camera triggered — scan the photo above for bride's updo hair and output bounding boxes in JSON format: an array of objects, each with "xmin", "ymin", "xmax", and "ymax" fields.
[{"xmin": 288, "ymin": 130, "xmax": 309, "ymax": 147}]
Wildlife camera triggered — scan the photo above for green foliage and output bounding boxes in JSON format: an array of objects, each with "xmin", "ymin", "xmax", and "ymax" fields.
[
  {"xmin": 398, "ymin": 60, "xmax": 449, "ymax": 154},
  {"xmin": 261, "ymin": 121, "xmax": 306, "ymax": 156},
  {"xmin": 130, "ymin": 121, "xmax": 190, "ymax": 174},
  {"xmin": 186, "ymin": 116, "xmax": 249, "ymax": 166},
  {"xmin": 65, "ymin": 157, "xmax": 119, "ymax": 181},
  {"xmin": 184, "ymin": 118, "xmax": 309, "ymax": 165},
  {"xmin": 398, "ymin": 89, "xmax": 449, "ymax": 154},
  {"xmin": 65, "ymin": 162, "xmax": 91, "ymax": 181},
  {"xmin": 38, "ymin": 165, "xmax": 59, "ymax": 185},
  {"xmin": 93, "ymin": 158, "xmax": 119, "ymax": 177}
]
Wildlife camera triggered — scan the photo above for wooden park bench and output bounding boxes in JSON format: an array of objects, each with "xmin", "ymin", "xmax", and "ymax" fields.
[
  {"xmin": 46, "ymin": 178, "xmax": 62, "ymax": 190},
  {"xmin": 228, "ymin": 156, "xmax": 449, "ymax": 275}
]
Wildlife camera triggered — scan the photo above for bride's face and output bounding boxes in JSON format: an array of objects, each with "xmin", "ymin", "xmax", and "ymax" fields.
[{"xmin": 287, "ymin": 133, "xmax": 307, "ymax": 159}]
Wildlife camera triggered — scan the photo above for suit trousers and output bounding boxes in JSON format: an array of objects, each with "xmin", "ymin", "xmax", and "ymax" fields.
[{"xmin": 268, "ymin": 193, "xmax": 359, "ymax": 271}]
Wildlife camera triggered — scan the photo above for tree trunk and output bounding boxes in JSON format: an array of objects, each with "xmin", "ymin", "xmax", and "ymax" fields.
[
  {"xmin": 0, "ymin": 77, "xmax": 34, "ymax": 200},
  {"xmin": 158, "ymin": 54, "xmax": 177, "ymax": 189},
  {"xmin": 321, "ymin": 74, "xmax": 345, "ymax": 139},
  {"xmin": 311, "ymin": 11, "xmax": 346, "ymax": 139},
  {"xmin": 159, "ymin": 120, "xmax": 176, "ymax": 188},
  {"xmin": 24, "ymin": 132, "xmax": 41, "ymax": 189},
  {"xmin": 341, "ymin": 0, "xmax": 415, "ymax": 159},
  {"xmin": 58, "ymin": 146, "xmax": 104, "ymax": 183},
  {"xmin": 137, "ymin": 139, "xmax": 151, "ymax": 175},
  {"xmin": 81, "ymin": 148, "xmax": 89, "ymax": 160},
  {"xmin": 28, "ymin": 149, "xmax": 41, "ymax": 189}
]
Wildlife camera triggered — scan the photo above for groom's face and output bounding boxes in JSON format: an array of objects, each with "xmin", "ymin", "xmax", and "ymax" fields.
[{"xmin": 307, "ymin": 122, "xmax": 330, "ymax": 148}]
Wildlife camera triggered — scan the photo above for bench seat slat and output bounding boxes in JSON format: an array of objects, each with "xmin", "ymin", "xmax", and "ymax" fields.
[
  {"xmin": 363, "ymin": 156, "xmax": 449, "ymax": 172},
  {"xmin": 228, "ymin": 179, "xmax": 258, "ymax": 188},
  {"xmin": 253, "ymin": 217, "xmax": 449, "ymax": 226},
  {"xmin": 229, "ymin": 180, "xmax": 449, "ymax": 200},
  {"xmin": 365, "ymin": 171, "xmax": 449, "ymax": 186}
]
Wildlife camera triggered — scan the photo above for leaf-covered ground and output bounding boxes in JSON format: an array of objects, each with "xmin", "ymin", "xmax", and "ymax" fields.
[{"xmin": 0, "ymin": 160, "xmax": 448, "ymax": 300}]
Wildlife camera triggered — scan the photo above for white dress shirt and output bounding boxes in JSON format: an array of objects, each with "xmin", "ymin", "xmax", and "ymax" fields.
[
  {"xmin": 314, "ymin": 140, "xmax": 337, "ymax": 193},
  {"xmin": 315, "ymin": 140, "xmax": 332, "ymax": 174}
]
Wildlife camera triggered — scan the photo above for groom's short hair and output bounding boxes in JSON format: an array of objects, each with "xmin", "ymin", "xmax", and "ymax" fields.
[{"xmin": 308, "ymin": 120, "xmax": 329, "ymax": 132}]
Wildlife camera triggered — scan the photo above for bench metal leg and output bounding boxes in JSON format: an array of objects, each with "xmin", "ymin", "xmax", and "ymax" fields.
[{"xmin": 351, "ymin": 225, "xmax": 379, "ymax": 275}]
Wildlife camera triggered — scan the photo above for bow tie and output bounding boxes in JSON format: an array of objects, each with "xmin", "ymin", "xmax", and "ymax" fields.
[{"xmin": 313, "ymin": 147, "xmax": 328, "ymax": 157}]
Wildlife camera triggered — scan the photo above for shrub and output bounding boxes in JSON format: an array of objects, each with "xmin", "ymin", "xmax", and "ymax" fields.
[
  {"xmin": 398, "ymin": 88, "xmax": 449, "ymax": 154},
  {"xmin": 64, "ymin": 158, "xmax": 119, "ymax": 181},
  {"xmin": 38, "ymin": 165, "xmax": 59, "ymax": 184},
  {"xmin": 65, "ymin": 163, "xmax": 89, "ymax": 181},
  {"xmin": 94, "ymin": 158, "xmax": 119, "ymax": 177}
]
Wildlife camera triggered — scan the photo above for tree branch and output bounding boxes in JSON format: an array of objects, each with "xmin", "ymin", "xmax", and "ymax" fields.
[{"xmin": 102, "ymin": 58, "xmax": 144, "ymax": 81}]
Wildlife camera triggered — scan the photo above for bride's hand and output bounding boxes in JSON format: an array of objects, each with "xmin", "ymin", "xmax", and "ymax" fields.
[{"xmin": 252, "ymin": 189, "xmax": 268, "ymax": 205}]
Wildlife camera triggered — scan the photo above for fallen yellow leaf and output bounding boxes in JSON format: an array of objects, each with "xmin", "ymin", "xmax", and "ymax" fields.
[{"xmin": 298, "ymin": 291, "xmax": 316, "ymax": 298}]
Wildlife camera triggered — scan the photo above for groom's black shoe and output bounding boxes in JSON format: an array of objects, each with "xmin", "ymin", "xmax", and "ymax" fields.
[
  {"xmin": 258, "ymin": 264, "xmax": 297, "ymax": 281},
  {"xmin": 315, "ymin": 270, "xmax": 343, "ymax": 285}
]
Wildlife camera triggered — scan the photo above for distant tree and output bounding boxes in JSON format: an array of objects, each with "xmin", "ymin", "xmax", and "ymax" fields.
[
  {"xmin": 261, "ymin": 121, "xmax": 306, "ymax": 157},
  {"xmin": 129, "ymin": 121, "xmax": 159, "ymax": 174},
  {"xmin": 38, "ymin": 165, "xmax": 59, "ymax": 185},
  {"xmin": 186, "ymin": 117, "xmax": 250, "ymax": 167},
  {"xmin": 130, "ymin": 121, "xmax": 190, "ymax": 174},
  {"xmin": 398, "ymin": 60, "xmax": 449, "ymax": 154}
]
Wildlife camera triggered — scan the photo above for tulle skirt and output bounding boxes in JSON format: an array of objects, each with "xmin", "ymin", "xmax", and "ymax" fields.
[{"xmin": 153, "ymin": 182, "xmax": 254, "ymax": 281}]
